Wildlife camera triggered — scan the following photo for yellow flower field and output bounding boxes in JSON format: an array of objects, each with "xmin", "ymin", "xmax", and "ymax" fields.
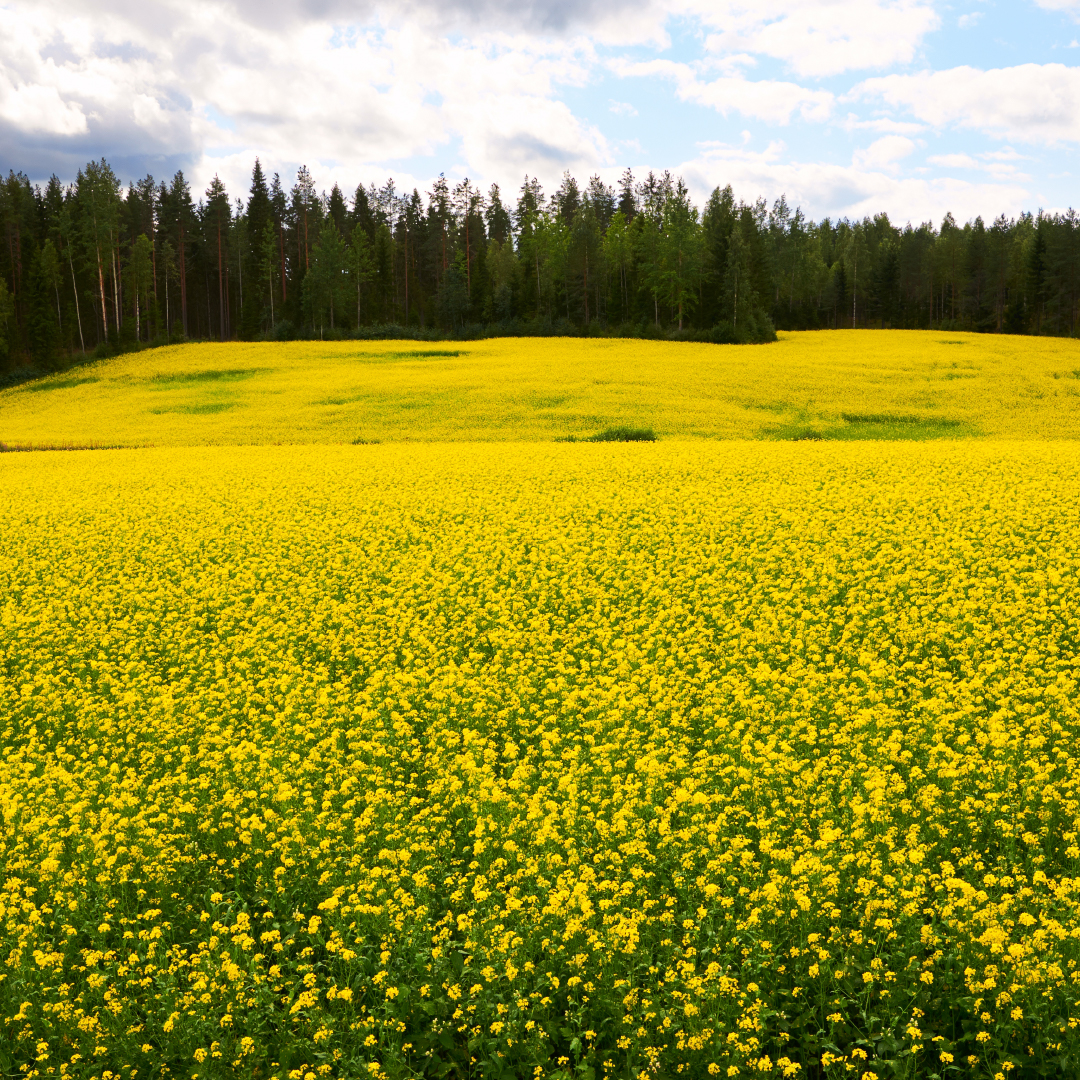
[
  {"xmin": 2, "ymin": 440, "xmax": 1078, "ymax": 1079},
  {"xmin": 2, "ymin": 329, "xmax": 1080, "ymax": 447}
]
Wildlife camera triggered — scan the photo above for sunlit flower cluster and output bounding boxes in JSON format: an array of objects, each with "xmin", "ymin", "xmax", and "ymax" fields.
[{"xmin": 1, "ymin": 439, "xmax": 1078, "ymax": 1079}]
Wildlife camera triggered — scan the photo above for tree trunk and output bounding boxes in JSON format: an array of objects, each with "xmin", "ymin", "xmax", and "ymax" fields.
[
  {"xmin": 179, "ymin": 226, "xmax": 188, "ymax": 337},
  {"xmin": 279, "ymin": 223, "xmax": 287, "ymax": 302},
  {"xmin": 115, "ymin": 231, "xmax": 124, "ymax": 335},
  {"xmin": 852, "ymin": 247, "xmax": 857, "ymax": 329},
  {"xmin": 583, "ymin": 250, "xmax": 589, "ymax": 327},
  {"xmin": 67, "ymin": 245, "xmax": 85, "ymax": 353},
  {"xmin": 217, "ymin": 218, "xmax": 225, "ymax": 340},
  {"xmin": 94, "ymin": 238, "xmax": 108, "ymax": 340}
]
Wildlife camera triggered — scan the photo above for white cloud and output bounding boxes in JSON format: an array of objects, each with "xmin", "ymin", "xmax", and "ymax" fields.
[
  {"xmin": 856, "ymin": 63, "xmax": 1080, "ymax": 143},
  {"xmin": 853, "ymin": 134, "xmax": 915, "ymax": 172},
  {"xmin": 696, "ymin": 0, "xmax": 939, "ymax": 77},
  {"xmin": 679, "ymin": 140, "xmax": 1032, "ymax": 223},
  {"xmin": 841, "ymin": 114, "xmax": 925, "ymax": 135},
  {"xmin": 0, "ymin": 1, "xmax": 615, "ymax": 196},
  {"xmin": 614, "ymin": 59, "xmax": 834, "ymax": 124},
  {"xmin": 0, "ymin": 0, "xmax": 1063, "ymax": 224},
  {"xmin": 0, "ymin": 78, "xmax": 87, "ymax": 135},
  {"xmin": 957, "ymin": 12, "xmax": 982, "ymax": 28},
  {"xmin": 132, "ymin": 93, "xmax": 166, "ymax": 130},
  {"xmin": 0, "ymin": 0, "xmax": 946, "ymax": 204},
  {"xmin": 928, "ymin": 152, "xmax": 979, "ymax": 167},
  {"xmin": 925, "ymin": 150, "xmax": 1031, "ymax": 181}
]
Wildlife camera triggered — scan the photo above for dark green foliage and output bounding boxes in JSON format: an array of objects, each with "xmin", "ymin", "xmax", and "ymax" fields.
[
  {"xmin": 765, "ymin": 413, "xmax": 977, "ymax": 442},
  {"xmin": 25, "ymin": 246, "xmax": 61, "ymax": 369},
  {"xmin": 560, "ymin": 427, "xmax": 658, "ymax": 442},
  {"xmin": 148, "ymin": 401, "xmax": 238, "ymax": 414},
  {"xmin": 145, "ymin": 368, "xmax": 266, "ymax": 386},
  {"xmin": 587, "ymin": 427, "xmax": 657, "ymax": 441},
  {"xmin": 2, "ymin": 158, "xmax": 1079, "ymax": 376},
  {"xmin": 20, "ymin": 375, "xmax": 98, "ymax": 393},
  {"xmin": 241, "ymin": 159, "xmax": 272, "ymax": 340}
]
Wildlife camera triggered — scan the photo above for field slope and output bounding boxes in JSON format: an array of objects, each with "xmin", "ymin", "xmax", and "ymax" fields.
[
  {"xmin": 2, "ymin": 335, "xmax": 1080, "ymax": 1079},
  {"xmin": 2, "ymin": 329, "xmax": 1080, "ymax": 446}
]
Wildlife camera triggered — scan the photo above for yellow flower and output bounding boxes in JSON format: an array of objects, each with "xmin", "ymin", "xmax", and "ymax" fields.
[{"xmin": 3, "ymin": 393, "xmax": 1080, "ymax": 1077}]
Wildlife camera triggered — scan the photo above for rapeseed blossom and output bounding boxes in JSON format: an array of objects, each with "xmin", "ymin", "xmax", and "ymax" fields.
[
  {"xmin": 0, "ymin": 440, "xmax": 1078, "ymax": 1078},
  {"xmin": 1, "ymin": 330, "xmax": 1079, "ymax": 447}
]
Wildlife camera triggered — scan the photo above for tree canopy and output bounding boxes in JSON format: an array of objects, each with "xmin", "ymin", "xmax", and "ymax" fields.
[{"xmin": 3, "ymin": 159, "xmax": 1078, "ymax": 371}]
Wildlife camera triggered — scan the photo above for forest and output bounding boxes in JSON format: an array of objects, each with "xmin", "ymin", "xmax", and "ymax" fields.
[{"xmin": 2, "ymin": 156, "xmax": 1080, "ymax": 370}]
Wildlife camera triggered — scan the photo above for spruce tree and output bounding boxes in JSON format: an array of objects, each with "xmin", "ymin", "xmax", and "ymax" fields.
[{"xmin": 242, "ymin": 159, "xmax": 271, "ymax": 339}]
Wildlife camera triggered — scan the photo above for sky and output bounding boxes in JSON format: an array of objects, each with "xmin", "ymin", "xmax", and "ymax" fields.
[{"xmin": 1, "ymin": 0, "xmax": 1079, "ymax": 224}]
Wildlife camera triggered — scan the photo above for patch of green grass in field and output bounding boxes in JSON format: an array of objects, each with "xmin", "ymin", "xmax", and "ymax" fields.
[
  {"xmin": 149, "ymin": 402, "xmax": 240, "ymax": 415},
  {"xmin": 765, "ymin": 412, "xmax": 978, "ymax": 442},
  {"xmin": 21, "ymin": 376, "xmax": 100, "ymax": 393},
  {"xmin": 144, "ymin": 368, "xmax": 267, "ymax": 389},
  {"xmin": 351, "ymin": 349, "xmax": 467, "ymax": 363}
]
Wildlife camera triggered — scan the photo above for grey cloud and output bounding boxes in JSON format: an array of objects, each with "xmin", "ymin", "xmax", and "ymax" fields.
[
  {"xmin": 1, "ymin": 119, "xmax": 197, "ymax": 186},
  {"xmin": 97, "ymin": 40, "xmax": 158, "ymax": 63},
  {"xmin": 490, "ymin": 131, "xmax": 581, "ymax": 169},
  {"xmin": 52, "ymin": 0, "xmax": 629, "ymax": 33},
  {"xmin": 1, "ymin": 62, "xmax": 202, "ymax": 186},
  {"xmin": 220, "ymin": 0, "xmax": 639, "ymax": 34},
  {"xmin": 40, "ymin": 34, "xmax": 80, "ymax": 66}
]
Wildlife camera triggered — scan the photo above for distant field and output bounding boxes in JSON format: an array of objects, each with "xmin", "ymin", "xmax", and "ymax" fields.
[{"xmin": 2, "ymin": 329, "xmax": 1080, "ymax": 446}]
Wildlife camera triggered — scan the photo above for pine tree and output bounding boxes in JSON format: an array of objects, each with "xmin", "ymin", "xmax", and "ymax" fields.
[
  {"xmin": 327, "ymin": 184, "xmax": 348, "ymax": 234},
  {"xmin": 351, "ymin": 184, "xmax": 376, "ymax": 242},
  {"xmin": 0, "ymin": 275, "xmax": 15, "ymax": 364},
  {"xmin": 722, "ymin": 218, "xmax": 756, "ymax": 335},
  {"xmin": 166, "ymin": 171, "xmax": 193, "ymax": 337},
  {"xmin": 554, "ymin": 172, "xmax": 580, "ymax": 223},
  {"xmin": 77, "ymin": 160, "xmax": 123, "ymax": 344},
  {"xmin": 205, "ymin": 175, "xmax": 232, "ymax": 339},
  {"xmin": 617, "ymin": 169, "xmax": 637, "ymax": 222},
  {"xmin": 27, "ymin": 243, "xmax": 61, "ymax": 366},
  {"xmin": 514, "ymin": 178, "xmax": 544, "ymax": 319},
  {"xmin": 485, "ymin": 184, "xmax": 511, "ymax": 245},
  {"xmin": 128, "ymin": 234, "xmax": 154, "ymax": 341},
  {"xmin": 292, "ymin": 165, "xmax": 318, "ymax": 280},
  {"xmin": 658, "ymin": 179, "xmax": 702, "ymax": 331},
  {"xmin": 241, "ymin": 159, "xmax": 271, "ymax": 339},
  {"xmin": 700, "ymin": 185, "xmax": 736, "ymax": 327},
  {"xmin": 304, "ymin": 220, "xmax": 349, "ymax": 334},
  {"xmin": 348, "ymin": 224, "xmax": 374, "ymax": 327}
]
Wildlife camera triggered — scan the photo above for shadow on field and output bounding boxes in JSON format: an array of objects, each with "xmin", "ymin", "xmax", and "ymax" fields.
[
  {"xmin": 557, "ymin": 427, "xmax": 658, "ymax": 443},
  {"xmin": 148, "ymin": 402, "xmax": 240, "ymax": 415},
  {"xmin": 142, "ymin": 368, "xmax": 268, "ymax": 388},
  {"xmin": 764, "ymin": 413, "xmax": 978, "ymax": 441}
]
